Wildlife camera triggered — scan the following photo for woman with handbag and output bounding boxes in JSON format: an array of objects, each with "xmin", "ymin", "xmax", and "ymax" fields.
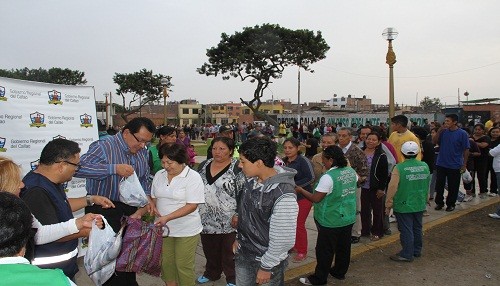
[
  {"xmin": 150, "ymin": 143, "xmax": 205, "ymax": 286},
  {"xmin": 196, "ymin": 137, "xmax": 245, "ymax": 286}
]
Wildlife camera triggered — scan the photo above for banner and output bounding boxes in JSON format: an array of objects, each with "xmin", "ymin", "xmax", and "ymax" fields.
[{"xmin": 0, "ymin": 76, "xmax": 97, "ymax": 199}]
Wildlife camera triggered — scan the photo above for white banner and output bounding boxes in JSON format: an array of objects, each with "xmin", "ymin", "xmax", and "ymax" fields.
[{"xmin": 0, "ymin": 76, "xmax": 97, "ymax": 199}]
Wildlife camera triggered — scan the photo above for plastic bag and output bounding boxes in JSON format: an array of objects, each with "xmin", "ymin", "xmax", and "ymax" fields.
[
  {"xmin": 115, "ymin": 216, "xmax": 165, "ymax": 277},
  {"xmin": 462, "ymin": 170, "xmax": 473, "ymax": 184},
  {"xmin": 84, "ymin": 217, "xmax": 126, "ymax": 286},
  {"xmin": 119, "ymin": 171, "xmax": 148, "ymax": 207}
]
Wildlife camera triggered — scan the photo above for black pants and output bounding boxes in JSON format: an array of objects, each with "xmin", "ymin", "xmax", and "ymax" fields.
[
  {"xmin": 307, "ymin": 221, "xmax": 353, "ymax": 285},
  {"xmin": 488, "ymin": 163, "xmax": 498, "ymax": 194},
  {"xmin": 435, "ymin": 166, "xmax": 461, "ymax": 207},
  {"xmin": 86, "ymin": 201, "xmax": 138, "ymax": 286},
  {"xmin": 200, "ymin": 233, "xmax": 236, "ymax": 284},
  {"xmin": 474, "ymin": 158, "xmax": 489, "ymax": 194}
]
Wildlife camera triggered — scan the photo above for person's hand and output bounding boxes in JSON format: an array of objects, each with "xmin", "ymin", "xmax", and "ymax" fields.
[
  {"xmin": 231, "ymin": 215, "xmax": 238, "ymax": 228},
  {"xmin": 376, "ymin": 190, "xmax": 385, "ymax": 199},
  {"xmin": 154, "ymin": 215, "xmax": 169, "ymax": 227},
  {"xmin": 146, "ymin": 197, "xmax": 159, "ymax": 216},
  {"xmin": 76, "ymin": 213, "xmax": 102, "ymax": 229},
  {"xmin": 92, "ymin": 196, "xmax": 115, "ymax": 209},
  {"xmin": 79, "ymin": 227, "xmax": 91, "ymax": 238},
  {"xmin": 232, "ymin": 240, "xmax": 239, "ymax": 254},
  {"xmin": 460, "ymin": 165, "xmax": 467, "ymax": 173},
  {"xmin": 116, "ymin": 164, "xmax": 134, "ymax": 177},
  {"xmin": 130, "ymin": 207, "xmax": 147, "ymax": 220},
  {"xmin": 385, "ymin": 207, "xmax": 392, "ymax": 216},
  {"xmin": 295, "ymin": 186, "xmax": 304, "ymax": 194},
  {"xmin": 256, "ymin": 269, "xmax": 271, "ymax": 285}
]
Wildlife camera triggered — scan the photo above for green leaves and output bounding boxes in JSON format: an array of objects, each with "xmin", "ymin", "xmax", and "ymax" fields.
[{"xmin": 0, "ymin": 67, "xmax": 87, "ymax": 85}]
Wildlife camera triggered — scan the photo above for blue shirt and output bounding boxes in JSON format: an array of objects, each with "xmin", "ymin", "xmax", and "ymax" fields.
[
  {"xmin": 436, "ymin": 128, "xmax": 470, "ymax": 169},
  {"xmin": 75, "ymin": 132, "xmax": 151, "ymax": 201}
]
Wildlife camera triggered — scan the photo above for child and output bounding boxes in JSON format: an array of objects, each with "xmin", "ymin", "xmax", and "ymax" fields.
[
  {"xmin": 234, "ymin": 137, "xmax": 298, "ymax": 285},
  {"xmin": 385, "ymin": 141, "xmax": 430, "ymax": 262}
]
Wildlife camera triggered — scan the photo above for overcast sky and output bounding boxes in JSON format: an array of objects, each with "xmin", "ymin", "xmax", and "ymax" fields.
[{"xmin": 2, "ymin": 0, "xmax": 500, "ymax": 107}]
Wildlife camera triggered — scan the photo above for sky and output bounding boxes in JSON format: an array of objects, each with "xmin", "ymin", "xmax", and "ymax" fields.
[{"xmin": 2, "ymin": 0, "xmax": 500, "ymax": 107}]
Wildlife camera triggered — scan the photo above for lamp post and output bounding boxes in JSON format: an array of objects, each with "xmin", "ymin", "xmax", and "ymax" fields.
[
  {"xmin": 161, "ymin": 77, "xmax": 169, "ymax": 126},
  {"xmin": 382, "ymin": 27, "xmax": 398, "ymax": 124},
  {"xmin": 464, "ymin": 91, "xmax": 469, "ymax": 106}
]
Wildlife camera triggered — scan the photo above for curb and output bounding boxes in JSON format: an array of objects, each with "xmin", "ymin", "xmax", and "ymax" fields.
[{"xmin": 284, "ymin": 197, "xmax": 500, "ymax": 282}]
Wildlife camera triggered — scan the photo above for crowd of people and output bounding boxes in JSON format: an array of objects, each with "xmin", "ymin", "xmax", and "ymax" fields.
[{"xmin": 0, "ymin": 112, "xmax": 499, "ymax": 286}]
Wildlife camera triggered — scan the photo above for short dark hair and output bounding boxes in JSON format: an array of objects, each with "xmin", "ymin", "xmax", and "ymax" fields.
[
  {"xmin": 212, "ymin": 137, "xmax": 236, "ymax": 156},
  {"xmin": 0, "ymin": 192, "xmax": 33, "ymax": 257},
  {"xmin": 445, "ymin": 114, "xmax": 459, "ymax": 122},
  {"xmin": 370, "ymin": 125, "xmax": 387, "ymax": 140},
  {"xmin": 412, "ymin": 126, "xmax": 429, "ymax": 141},
  {"xmin": 39, "ymin": 139, "xmax": 81, "ymax": 165},
  {"xmin": 239, "ymin": 137, "xmax": 277, "ymax": 168},
  {"xmin": 391, "ymin": 115, "xmax": 408, "ymax": 127},
  {"xmin": 158, "ymin": 143, "xmax": 188, "ymax": 165},
  {"xmin": 122, "ymin": 117, "xmax": 155, "ymax": 134},
  {"xmin": 322, "ymin": 146, "xmax": 348, "ymax": 168},
  {"xmin": 156, "ymin": 126, "xmax": 177, "ymax": 138}
]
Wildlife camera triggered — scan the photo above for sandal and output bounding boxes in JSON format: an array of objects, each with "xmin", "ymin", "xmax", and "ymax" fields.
[
  {"xmin": 370, "ymin": 235, "xmax": 380, "ymax": 241},
  {"xmin": 293, "ymin": 253, "xmax": 307, "ymax": 263}
]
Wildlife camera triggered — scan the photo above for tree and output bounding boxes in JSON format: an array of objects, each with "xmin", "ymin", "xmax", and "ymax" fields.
[
  {"xmin": 0, "ymin": 67, "xmax": 87, "ymax": 85},
  {"xmin": 197, "ymin": 23, "xmax": 330, "ymax": 125},
  {"xmin": 113, "ymin": 69, "xmax": 172, "ymax": 122},
  {"xmin": 419, "ymin": 96, "xmax": 442, "ymax": 112}
]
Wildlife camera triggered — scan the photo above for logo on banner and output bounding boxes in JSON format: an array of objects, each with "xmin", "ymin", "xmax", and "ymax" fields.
[
  {"xmin": 80, "ymin": 113, "xmax": 94, "ymax": 128},
  {"xmin": 30, "ymin": 111, "xmax": 47, "ymax": 128},
  {"xmin": 0, "ymin": 137, "xmax": 6, "ymax": 152},
  {"xmin": 48, "ymin": 90, "xmax": 63, "ymax": 105},
  {"xmin": 53, "ymin": 135, "xmax": 67, "ymax": 140},
  {"xmin": 30, "ymin": 159, "xmax": 40, "ymax": 170},
  {"xmin": 0, "ymin": 86, "xmax": 6, "ymax": 101},
  {"xmin": 62, "ymin": 182, "xmax": 69, "ymax": 193}
]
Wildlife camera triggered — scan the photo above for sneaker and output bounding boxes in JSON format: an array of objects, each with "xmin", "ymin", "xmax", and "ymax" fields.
[
  {"xmin": 479, "ymin": 193, "xmax": 488, "ymax": 199},
  {"xmin": 384, "ymin": 228, "xmax": 392, "ymax": 235},
  {"xmin": 197, "ymin": 276, "xmax": 210, "ymax": 284},
  {"xmin": 299, "ymin": 277, "xmax": 313, "ymax": 285},
  {"xmin": 351, "ymin": 236, "xmax": 360, "ymax": 244},
  {"xmin": 227, "ymin": 283, "xmax": 236, "ymax": 286},
  {"xmin": 389, "ymin": 215, "xmax": 396, "ymax": 223},
  {"xmin": 488, "ymin": 193, "xmax": 498, "ymax": 197},
  {"xmin": 463, "ymin": 195, "xmax": 473, "ymax": 202},
  {"xmin": 389, "ymin": 254, "xmax": 413, "ymax": 262},
  {"xmin": 488, "ymin": 213, "xmax": 500, "ymax": 219}
]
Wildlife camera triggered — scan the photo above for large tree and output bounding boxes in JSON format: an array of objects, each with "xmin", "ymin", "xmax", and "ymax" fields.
[
  {"xmin": 419, "ymin": 96, "xmax": 442, "ymax": 112},
  {"xmin": 113, "ymin": 69, "xmax": 172, "ymax": 122},
  {"xmin": 197, "ymin": 23, "xmax": 330, "ymax": 125},
  {"xmin": 0, "ymin": 67, "xmax": 87, "ymax": 85}
]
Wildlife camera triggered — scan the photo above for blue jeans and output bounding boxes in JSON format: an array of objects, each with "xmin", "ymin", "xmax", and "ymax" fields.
[
  {"xmin": 394, "ymin": 212, "xmax": 423, "ymax": 260},
  {"xmin": 235, "ymin": 254, "xmax": 288, "ymax": 286}
]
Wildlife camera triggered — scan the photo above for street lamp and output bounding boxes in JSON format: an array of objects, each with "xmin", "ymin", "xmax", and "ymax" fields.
[
  {"xmin": 161, "ymin": 77, "xmax": 169, "ymax": 126},
  {"xmin": 464, "ymin": 91, "xmax": 469, "ymax": 106},
  {"xmin": 382, "ymin": 27, "xmax": 398, "ymax": 124}
]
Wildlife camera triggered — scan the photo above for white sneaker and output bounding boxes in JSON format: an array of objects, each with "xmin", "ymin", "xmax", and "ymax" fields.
[
  {"xmin": 463, "ymin": 195, "xmax": 473, "ymax": 202},
  {"xmin": 488, "ymin": 193, "xmax": 498, "ymax": 197},
  {"xmin": 299, "ymin": 278, "xmax": 313, "ymax": 285},
  {"xmin": 488, "ymin": 213, "xmax": 500, "ymax": 219},
  {"xmin": 389, "ymin": 215, "xmax": 396, "ymax": 223}
]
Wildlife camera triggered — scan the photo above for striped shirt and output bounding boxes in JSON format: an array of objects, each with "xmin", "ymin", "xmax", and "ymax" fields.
[{"xmin": 75, "ymin": 132, "xmax": 151, "ymax": 201}]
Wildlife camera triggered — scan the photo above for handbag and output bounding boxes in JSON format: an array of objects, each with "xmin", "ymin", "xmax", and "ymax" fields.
[
  {"xmin": 119, "ymin": 171, "xmax": 149, "ymax": 207},
  {"xmin": 84, "ymin": 217, "xmax": 126, "ymax": 286},
  {"xmin": 115, "ymin": 216, "xmax": 166, "ymax": 277}
]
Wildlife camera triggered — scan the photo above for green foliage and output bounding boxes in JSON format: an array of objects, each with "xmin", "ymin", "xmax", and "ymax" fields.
[
  {"xmin": 113, "ymin": 69, "xmax": 172, "ymax": 122},
  {"xmin": 0, "ymin": 67, "xmax": 87, "ymax": 85},
  {"xmin": 198, "ymin": 23, "xmax": 330, "ymax": 122},
  {"xmin": 419, "ymin": 96, "xmax": 442, "ymax": 112}
]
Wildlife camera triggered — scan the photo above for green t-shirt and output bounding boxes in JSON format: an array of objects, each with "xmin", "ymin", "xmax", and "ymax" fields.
[
  {"xmin": 0, "ymin": 263, "xmax": 70, "ymax": 286},
  {"xmin": 393, "ymin": 159, "xmax": 430, "ymax": 213}
]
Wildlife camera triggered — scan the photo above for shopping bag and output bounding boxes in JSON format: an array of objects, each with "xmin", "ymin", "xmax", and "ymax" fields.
[
  {"xmin": 115, "ymin": 216, "xmax": 166, "ymax": 277},
  {"xmin": 461, "ymin": 170, "xmax": 473, "ymax": 184},
  {"xmin": 119, "ymin": 172, "xmax": 148, "ymax": 207},
  {"xmin": 84, "ymin": 217, "xmax": 126, "ymax": 286}
]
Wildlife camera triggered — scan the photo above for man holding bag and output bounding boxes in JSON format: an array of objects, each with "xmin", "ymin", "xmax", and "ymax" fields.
[{"xmin": 76, "ymin": 117, "xmax": 156, "ymax": 286}]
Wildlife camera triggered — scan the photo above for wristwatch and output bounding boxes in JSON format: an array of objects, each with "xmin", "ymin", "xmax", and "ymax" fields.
[{"xmin": 86, "ymin": 195, "xmax": 94, "ymax": 206}]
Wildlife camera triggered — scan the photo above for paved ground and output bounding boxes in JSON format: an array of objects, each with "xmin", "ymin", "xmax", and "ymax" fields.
[{"xmin": 75, "ymin": 195, "xmax": 499, "ymax": 285}]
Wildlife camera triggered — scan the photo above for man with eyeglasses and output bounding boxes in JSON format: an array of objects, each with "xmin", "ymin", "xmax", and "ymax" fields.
[
  {"xmin": 75, "ymin": 117, "xmax": 156, "ymax": 286},
  {"xmin": 21, "ymin": 138, "xmax": 114, "ymax": 281}
]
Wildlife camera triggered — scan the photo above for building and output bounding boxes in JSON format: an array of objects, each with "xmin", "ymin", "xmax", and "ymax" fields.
[{"xmin": 178, "ymin": 99, "xmax": 202, "ymax": 126}]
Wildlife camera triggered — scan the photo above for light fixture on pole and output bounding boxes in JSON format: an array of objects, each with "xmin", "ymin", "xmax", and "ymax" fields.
[
  {"xmin": 382, "ymin": 27, "xmax": 398, "ymax": 125},
  {"xmin": 161, "ymin": 77, "xmax": 169, "ymax": 126},
  {"xmin": 464, "ymin": 91, "xmax": 469, "ymax": 106}
]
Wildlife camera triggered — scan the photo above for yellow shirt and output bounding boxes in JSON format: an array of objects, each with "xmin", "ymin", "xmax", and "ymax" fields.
[
  {"xmin": 279, "ymin": 123, "xmax": 287, "ymax": 135},
  {"xmin": 388, "ymin": 130, "xmax": 422, "ymax": 162}
]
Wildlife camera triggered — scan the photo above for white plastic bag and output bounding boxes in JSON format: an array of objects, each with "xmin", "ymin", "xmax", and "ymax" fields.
[
  {"xmin": 462, "ymin": 170, "xmax": 473, "ymax": 184},
  {"xmin": 119, "ymin": 171, "xmax": 148, "ymax": 207},
  {"xmin": 84, "ymin": 217, "xmax": 125, "ymax": 286}
]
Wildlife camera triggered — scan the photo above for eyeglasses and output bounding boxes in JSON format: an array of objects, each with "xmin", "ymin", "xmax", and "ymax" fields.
[
  {"xmin": 131, "ymin": 132, "xmax": 150, "ymax": 144},
  {"xmin": 56, "ymin": 160, "xmax": 81, "ymax": 171}
]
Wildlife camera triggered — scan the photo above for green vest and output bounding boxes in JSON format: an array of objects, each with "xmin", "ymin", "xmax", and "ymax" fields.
[
  {"xmin": 314, "ymin": 167, "xmax": 357, "ymax": 228},
  {"xmin": 393, "ymin": 159, "xmax": 430, "ymax": 213},
  {"xmin": 0, "ymin": 263, "xmax": 70, "ymax": 286},
  {"xmin": 148, "ymin": 144, "xmax": 162, "ymax": 174}
]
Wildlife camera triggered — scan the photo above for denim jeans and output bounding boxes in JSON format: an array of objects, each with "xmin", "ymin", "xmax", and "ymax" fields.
[
  {"xmin": 394, "ymin": 212, "xmax": 423, "ymax": 260},
  {"xmin": 235, "ymin": 254, "xmax": 288, "ymax": 286}
]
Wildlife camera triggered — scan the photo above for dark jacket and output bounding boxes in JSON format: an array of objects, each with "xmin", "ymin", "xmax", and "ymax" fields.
[
  {"xmin": 362, "ymin": 144, "xmax": 388, "ymax": 191},
  {"xmin": 283, "ymin": 155, "xmax": 315, "ymax": 200}
]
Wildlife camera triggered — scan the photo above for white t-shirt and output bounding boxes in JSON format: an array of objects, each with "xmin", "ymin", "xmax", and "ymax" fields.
[
  {"xmin": 315, "ymin": 167, "xmax": 359, "ymax": 195},
  {"xmin": 152, "ymin": 166, "xmax": 205, "ymax": 237}
]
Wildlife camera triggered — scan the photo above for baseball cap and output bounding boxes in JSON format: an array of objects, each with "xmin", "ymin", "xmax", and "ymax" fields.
[
  {"xmin": 401, "ymin": 141, "xmax": 420, "ymax": 156},
  {"xmin": 218, "ymin": 125, "xmax": 232, "ymax": 134}
]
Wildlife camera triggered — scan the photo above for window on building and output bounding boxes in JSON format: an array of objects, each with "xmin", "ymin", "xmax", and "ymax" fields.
[
  {"xmin": 243, "ymin": 109, "xmax": 250, "ymax": 114},
  {"xmin": 183, "ymin": 119, "xmax": 190, "ymax": 125},
  {"xmin": 221, "ymin": 118, "xmax": 229, "ymax": 124},
  {"xmin": 227, "ymin": 106, "xmax": 233, "ymax": 111},
  {"xmin": 333, "ymin": 98, "xmax": 337, "ymax": 102},
  {"xmin": 183, "ymin": 108, "xmax": 189, "ymax": 114},
  {"xmin": 192, "ymin": 109, "xmax": 198, "ymax": 114}
]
